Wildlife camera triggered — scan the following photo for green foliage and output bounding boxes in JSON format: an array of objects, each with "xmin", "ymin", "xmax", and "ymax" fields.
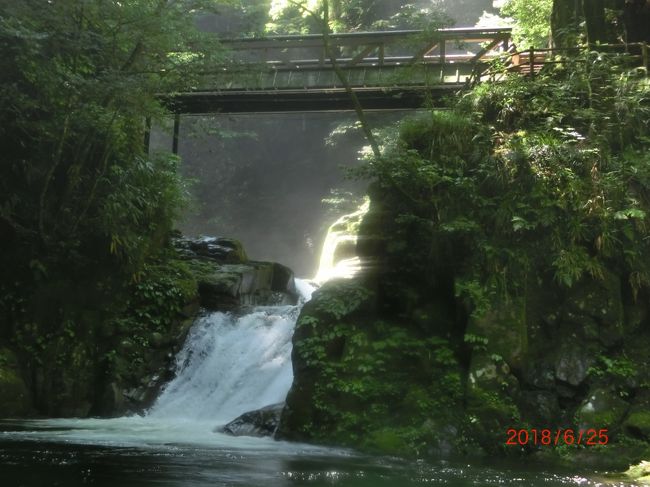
[
  {"xmin": 266, "ymin": 0, "xmax": 451, "ymax": 34},
  {"xmin": 464, "ymin": 333, "xmax": 489, "ymax": 351},
  {"xmin": 105, "ymin": 258, "xmax": 198, "ymax": 382},
  {"xmin": 362, "ymin": 52, "xmax": 650, "ymax": 315},
  {"xmin": 101, "ymin": 154, "xmax": 187, "ymax": 268},
  {"xmin": 588, "ymin": 355, "xmax": 637, "ymax": 380},
  {"xmin": 0, "ymin": 0, "xmax": 226, "ymax": 414},
  {"xmin": 0, "ymin": 0, "xmax": 220, "ymax": 255},
  {"xmin": 500, "ymin": 0, "xmax": 552, "ymax": 48},
  {"xmin": 312, "ymin": 280, "xmax": 373, "ymax": 319},
  {"xmin": 113, "ymin": 260, "xmax": 197, "ymax": 334},
  {"xmin": 292, "ymin": 276, "xmax": 464, "ymax": 454}
]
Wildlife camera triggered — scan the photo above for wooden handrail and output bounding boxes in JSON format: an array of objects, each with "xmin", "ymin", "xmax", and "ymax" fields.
[
  {"xmin": 471, "ymin": 42, "xmax": 650, "ymax": 85},
  {"xmin": 218, "ymin": 27, "xmax": 512, "ymax": 44},
  {"xmin": 219, "ymin": 27, "xmax": 511, "ymax": 57},
  {"xmin": 215, "ymin": 27, "xmax": 512, "ymax": 71}
]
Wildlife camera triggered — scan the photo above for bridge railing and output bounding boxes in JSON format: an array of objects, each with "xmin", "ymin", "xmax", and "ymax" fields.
[
  {"xmin": 470, "ymin": 42, "xmax": 649, "ymax": 85},
  {"xmin": 198, "ymin": 27, "xmax": 512, "ymax": 90},
  {"xmin": 219, "ymin": 27, "xmax": 511, "ymax": 68}
]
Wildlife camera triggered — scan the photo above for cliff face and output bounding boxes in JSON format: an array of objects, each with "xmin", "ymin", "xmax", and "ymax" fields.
[
  {"xmin": 278, "ymin": 61, "xmax": 650, "ymax": 465},
  {"xmin": 278, "ymin": 183, "xmax": 650, "ymax": 465}
]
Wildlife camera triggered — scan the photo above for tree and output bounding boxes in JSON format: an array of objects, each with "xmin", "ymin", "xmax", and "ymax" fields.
[
  {"xmin": 0, "ymin": 0, "xmax": 230, "ymax": 406},
  {"xmin": 266, "ymin": 0, "xmax": 450, "ymax": 33},
  {"xmin": 500, "ymin": 0, "xmax": 553, "ymax": 48},
  {"xmin": 0, "ymin": 0, "xmax": 226, "ymax": 267},
  {"xmin": 551, "ymin": 0, "xmax": 650, "ymax": 47}
]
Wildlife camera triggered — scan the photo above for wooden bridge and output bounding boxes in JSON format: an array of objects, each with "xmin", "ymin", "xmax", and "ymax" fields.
[{"xmin": 167, "ymin": 27, "xmax": 512, "ymax": 114}]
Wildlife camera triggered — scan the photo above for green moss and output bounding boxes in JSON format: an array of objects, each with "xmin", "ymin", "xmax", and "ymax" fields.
[
  {"xmin": 625, "ymin": 412, "xmax": 650, "ymax": 440},
  {"xmin": 364, "ymin": 429, "xmax": 408, "ymax": 455},
  {"xmin": 0, "ymin": 349, "xmax": 30, "ymax": 417},
  {"xmin": 626, "ymin": 460, "xmax": 650, "ymax": 484},
  {"xmin": 465, "ymin": 386, "xmax": 520, "ymax": 455}
]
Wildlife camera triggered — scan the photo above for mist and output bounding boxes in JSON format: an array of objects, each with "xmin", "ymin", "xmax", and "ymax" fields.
[{"xmin": 151, "ymin": 111, "xmax": 408, "ymax": 276}]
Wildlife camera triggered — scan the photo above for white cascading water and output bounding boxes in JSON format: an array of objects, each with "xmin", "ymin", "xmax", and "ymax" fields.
[
  {"xmin": 148, "ymin": 308, "xmax": 296, "ymax": 422},
  {"xmin": 147, "ymin": 279, "xmax": 316, "ymax": 424}
]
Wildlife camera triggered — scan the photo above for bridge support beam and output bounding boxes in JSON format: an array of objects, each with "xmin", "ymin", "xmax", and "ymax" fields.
[{"xmin": 164, "ymin": 86, "xmax": 460, "ymax": 114}]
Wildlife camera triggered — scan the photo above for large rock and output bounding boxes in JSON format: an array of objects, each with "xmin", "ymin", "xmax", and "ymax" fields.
[
  {"xmin": 196, "ymin": 261, "xmax": 297, "ymax": 309},
  {"xmin": 576, "ymin": 387, "xmax": 629, "ymax": 430},
  {"xmin": 214, "ymin": 403, "xmax": 284, "ymax": 437},
  {"xmin": 174, "ymin": 236, "xmax": 248, "ymax": 263},
  {"xmin": 554, "ymin": 343, "xmax": 593, "ymax": 386},
  {"xmin": 176, "ymin": 236, "xmax": 298, "ymax": 309}
]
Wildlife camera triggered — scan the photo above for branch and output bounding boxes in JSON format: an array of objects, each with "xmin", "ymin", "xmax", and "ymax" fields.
[{"xmin": 287, "ymin": 0, "xmax": 381, "ymax": 159}]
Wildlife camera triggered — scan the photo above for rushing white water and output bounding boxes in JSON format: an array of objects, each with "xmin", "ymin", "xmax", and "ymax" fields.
[
  {"xmin": 149, "ymin": 308, "xmax": 295, "ymax": 422},
  {"xmin": 147, "ymin": 279, "xmax": 316, "ymax": 424}
]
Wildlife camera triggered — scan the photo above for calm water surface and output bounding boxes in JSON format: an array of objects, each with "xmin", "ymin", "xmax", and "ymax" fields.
[{"xmin": 0, "ymin": 418, "xmax": 642, "ymax": 487}]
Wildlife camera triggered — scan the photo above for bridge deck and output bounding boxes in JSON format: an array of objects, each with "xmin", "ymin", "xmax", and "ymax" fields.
[{"xmin": 168, "ymin": 27, "xmax": 512, "ymax": 113}]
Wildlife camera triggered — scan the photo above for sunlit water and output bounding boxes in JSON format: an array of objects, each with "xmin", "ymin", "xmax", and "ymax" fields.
[{"xmin": 0, "ymin": 418, "xmax": 640, "ymax": 487}]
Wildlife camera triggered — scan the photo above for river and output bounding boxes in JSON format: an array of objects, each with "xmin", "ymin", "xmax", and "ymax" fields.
[
  {"xmin": 0, "ymin": 280, "xmax": 641, "ymax": 486},
  {"xmin": 0, "ymin": 416, "xmax": 640, "ymax": 487}
]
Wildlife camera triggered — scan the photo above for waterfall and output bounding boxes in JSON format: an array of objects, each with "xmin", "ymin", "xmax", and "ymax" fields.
[
  {"xmin": 147, "ymin": 280, "xmax": 315, "ymax": 423},
  {"xmin": 313, "ymin": 199, "xmax": 369, "ymax": 284},
  {"xmin": 147, "ymin": 198, "xmax": 368, "ymax": 425}
]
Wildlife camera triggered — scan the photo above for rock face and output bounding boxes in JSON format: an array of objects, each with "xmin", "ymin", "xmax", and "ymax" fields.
[
  {"xmin": 278, "ymin": 183, "xmax": 650, "ymax": 466},
  {"xmin": 174, "ymin": 236, "xmax": 298, "ymax": 309},
  {"xmin": 215, "ymin": 403, "xmax": 284, "ymax": 437}
]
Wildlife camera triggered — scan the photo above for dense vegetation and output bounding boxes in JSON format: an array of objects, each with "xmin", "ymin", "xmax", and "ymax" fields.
[
  {"xmin": 2, "ymin": 0, "xmax": 650, "ymax": 477},
  {"xmin": 281, "ymin": 51, "xmax": 650, "ymax": 464},
  {"xmin": 0, "ymin": 0, "xmax": 225, "ymax": 415}
]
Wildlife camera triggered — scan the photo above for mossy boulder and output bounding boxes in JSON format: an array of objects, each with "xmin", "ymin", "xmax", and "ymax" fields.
[
  {"xmin": 576, "ymin": 388, "xmax": 629, "ymax": 430},
  {"xmin": 624, "ymin": 411, "xmax": 650, "ymax": 441},
  {"xmin": 561, "ymin": 271, "xmax": 624, "ymax": 347},
  {"xmin": 0, "ymin": 348, "xmax": 31, "ymax": 417},
  {"xmin": 193, "ymin": 261, "xmax": 296, "ymax": 309},
  {"xmin": 625, "ymin": 461, "xmax": 650, "ymax": 484},
  {"xmin": 464, "ymin": 297, "xmax": 527, "ymax": 369},
  {"xmin": 465, "ymin": 385, "xmax": 520, "ymax": 454},
  {"xmin": 278, "ymin": 278, "xmax": 465, "ymax": 457}
]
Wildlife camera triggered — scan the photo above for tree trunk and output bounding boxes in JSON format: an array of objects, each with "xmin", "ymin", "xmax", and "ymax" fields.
[
  {"xmin": 551, "ymin": 0, "xmax": 582, "ymax": 47},
  {"xmin": 621, "ymin": 0, "xmax": 650, "ymax": 43},
  {"xmin": 583, "ymin": 0, "xmax": 607, "ymax": 43}
]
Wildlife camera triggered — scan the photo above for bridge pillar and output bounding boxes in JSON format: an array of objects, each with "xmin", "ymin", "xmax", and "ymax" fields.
[{"xmin": 172, "ymin": 114, "xmax": 181, "ymax": 155}]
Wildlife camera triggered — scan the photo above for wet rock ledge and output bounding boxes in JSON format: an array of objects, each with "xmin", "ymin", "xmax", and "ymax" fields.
[
  {"xmin": 214, "ymin": 403, "xmax": 284, "ymax": 437},
  {"xmin": 174, "ymin": 235, "xmax": 298, "ymax": 309}
]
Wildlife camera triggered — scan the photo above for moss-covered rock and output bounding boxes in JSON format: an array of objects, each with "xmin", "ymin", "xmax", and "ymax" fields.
[
  {"xmin": 464, "ymin": 297, "xmax": 527, "ymax": 369},
  {"xmin": 576, "ymin": 388, "xmax": 629, "ymax": 430},
  {"xmin": 278, "ymin": 277, "xmax": 465, "ymax": 457},
  {"xmin": 0, "ymin": 348, "xmax": 31, "ymax": 417},
  {"xmin": 625, "ymin": 460, "xmax": 650, "ymax": 484},
  {"xmin": 624, "ymin": 411, "xmax": 650, "ymax": 441}
]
